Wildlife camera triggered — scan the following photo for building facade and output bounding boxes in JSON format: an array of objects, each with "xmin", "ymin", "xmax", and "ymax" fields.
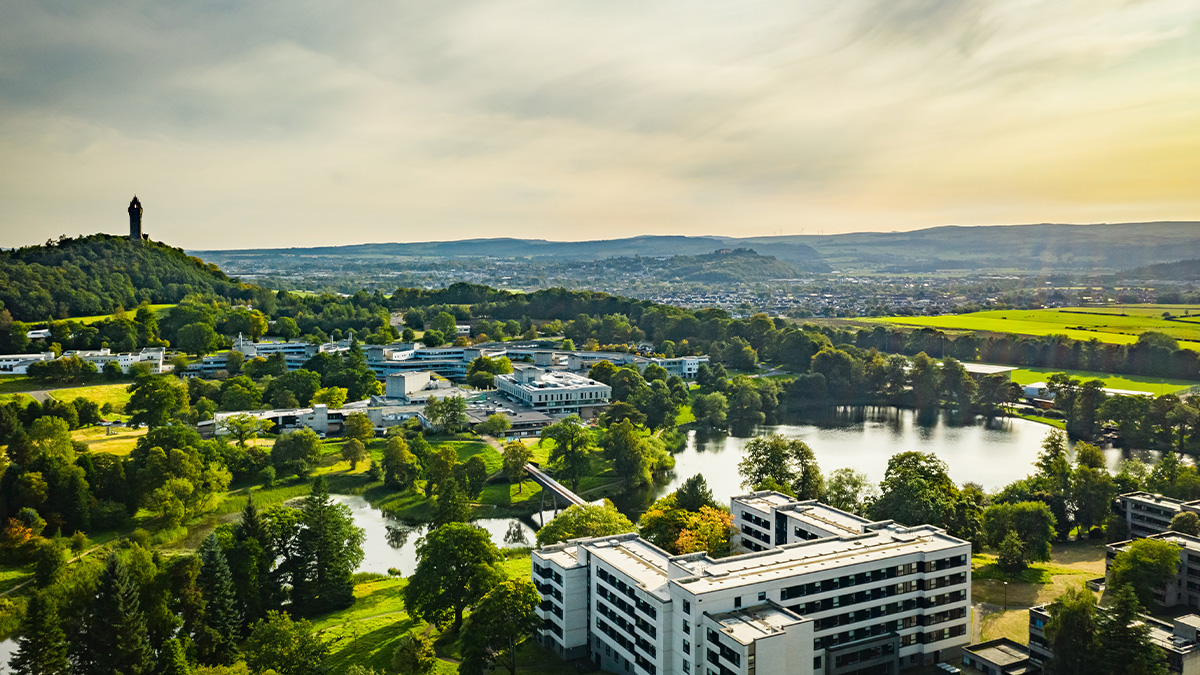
[
  {"xmin": 495, "ymin": 365, "xmax": 611, "ymax": 416},
  {"xmin": 532, "ymin": 494, "xmax": 971, "ymax": 675},
  {"xmin": 1029, "ymin": 604, "xmax": 1200, "ymax": 674},
  {"xmin": 1107, "ymin": 531, "xmax": 1200, "ymax": 610},
  {"xmin": 1115, "ymin": 492, "xmax": 1200, "ymax": 539}
]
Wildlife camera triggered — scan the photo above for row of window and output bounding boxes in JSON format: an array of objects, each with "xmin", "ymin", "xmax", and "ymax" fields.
[
  {"xmin": 740, "ymin": 511, "xmax": 771, "ymax": 529},
  {"xmin": 740, "ymin": 524, "xmax": 771, "ymax": 544}
]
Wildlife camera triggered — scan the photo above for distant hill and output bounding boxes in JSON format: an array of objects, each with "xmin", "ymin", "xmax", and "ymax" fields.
[
  {"xmin": 193, "ymin": 221, "xmax": 1200, "ymax": 274},
  {"xmin": 606, "ymin": 248, "xmax": 821, "ymax": 281},
  {"xmin": 1121, "ymin": 258, "xmax": 1200, "ymax": 281},
  {"xmin": 0, "ymin": 234, "xmax": 245, "ymax": 321}
]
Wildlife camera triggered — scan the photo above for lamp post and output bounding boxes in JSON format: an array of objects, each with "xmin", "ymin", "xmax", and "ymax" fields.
[{"xmin": 1003, "ymin": 581, "xmax": 1009, "ymax": 612}]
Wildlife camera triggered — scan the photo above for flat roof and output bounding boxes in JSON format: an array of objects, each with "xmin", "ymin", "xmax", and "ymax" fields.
[
  {"xmin": 961, "ymin": 363, "xmax": 1018, "ymax": 375},
  {"xmin": 781, "ymin": 503, "xmax": 871, "ymax": 535},
  {"xmin": 709, "ymin": 604, "xmax": 804, "ymax": 645},
  {"xmin": 965, "ymin": 638, "xmax": 1029, "ymax": 667},
  {"xmin": 585, "ymin": 536, "xmax": 672, "ymax": 598},
  {"xmin": 1120, "ymin": 492, "xmax": 1186, "ymax": 508},
  {"xmin": 674, "ymin": 525, "xmax": 966, "ymax": 594},
  {"xmin": 734, "ymin": 491, "xmax": 797, "ymax": 511}
]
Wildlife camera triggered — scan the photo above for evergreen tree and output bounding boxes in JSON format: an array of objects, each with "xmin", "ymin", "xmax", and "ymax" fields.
[
  {"xmin": 9, "ymin": 591, "xmax": 69, "ymax": 675},
  {"xmin": 74, "ymin": 555, "xmax": 154, "ymax": 675},
  {"xmin": 1095, "ymin": 584, "xmax": 1169, "ymax": 675},
  {"xmin": 155, "ymin": 638, "xmax": 192, "ymax": 675},
  {"xmin": 195, "ymin": 534, "xmax": 242, "ymax": 665},
  {"xmin": 434, "ymin": 476, "xmax": 472, "ymax": 527},
  {"xmin": 292, "ymin": 476, "xmax": 365, "ymax": 614}
]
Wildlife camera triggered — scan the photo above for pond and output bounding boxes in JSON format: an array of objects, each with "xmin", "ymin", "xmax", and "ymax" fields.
[
  {"xmin": 335, "ymin": 494, "xmax": 536, "ymax": 576},
  {"xmin": 612, "ymin": 407, "xmax": 1133, "ymax": 515}
]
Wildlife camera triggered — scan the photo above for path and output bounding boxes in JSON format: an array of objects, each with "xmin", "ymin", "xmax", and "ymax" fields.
[{"xmin": 0, "ymin": 544, "xmax": 104, "ymax": 598}]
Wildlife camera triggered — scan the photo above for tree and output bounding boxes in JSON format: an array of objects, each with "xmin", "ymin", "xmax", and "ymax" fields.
[
  {"xmin": 195, "ymin": 534, "xmax": 242, "ymax": 665},
  {"xmin": 74, "ymin": 555, "xmax": 154, "ymax": 675},
  {"xmin": 601, "ymin": 418, "xmax": 653, "ymax": 487},
  {"xmin": 434, "ymin": 476, "xmax": 472, "ymax": 526},
  {"xmin": 540, "ymin": 416, "xmax": 593, "ymax": 491},
  {"xmin": 536, "ymin": 501, "xmax": 635, "ymax": 546},
  {"xmin": 675, "ymin": 475, "xmax": 718, "ymax": 512},
  {"xmin": 177, "ymin": 322, "xmax": 220, "ymax": 356},
  {"xmin": 1095, "ymin": 584, "xmax": 1169, "ymax": 675},
  {"xmin": 691, "ymin": 392, "xmax": 728, "ymax": 429},
  {"xmin": 156, "ymin": 639, "xmax": 191, "ymax": 675},
  {"xmin": 292, "ymin": 476, "xmax": 365, "ymax": 614},
  {"xmin": 244, "ymin": 611, "xmax": 328, "ymax": 675},
  {"xmin": 405, "ymin": 523, "xmax": 501, "ymax": 630},
  {"xmin": 982, "ymin": 501, "xmax": 1057, "ymax": 562},
  {"xmin": 9, "ymin": 590, "xmax": 69, "ymax": 675},
  {"xmin": 674, "ymin": 507, "xmax": 735, "ymax": 557},
  {"xmin": 738, "ymin": 435, "xmax": 823, "ymax": 500},
  {"xmin": 1109, "ymin": 538, "xmax": 1182, "ymax": 607},
  {"xmin": 126, "ymin": 376, "xmax": 189, "ymax": 428},
  {"xmin": 380, "ymin": 435, "xmax": 420, "ymax": 490},
  {"xmin": 462, "ymin": 454, "xmax": 488, "ymax": 499},
  {"xmin": 271, "ymin": 428, "xmax": 322, "ymax": 478},
  {"xmin": 502, "ymin": 441, "xmax": 533, "ymax": 492},
  {"xmin": 460, "ymin": 578, "xmax": 541, "ymax": 675},
  {"xmin": 1043, "ymin": 585, "xmax": 1097, "ymax": 675},
  {"xmin": 421, "ymin": 330, "xmax": 445, "ymax": 348},
  {"xmin": 474, "ymin": 413, "xmax": 511, "ymax": 438},
  {"xmin": 1171, "ymin": 511, "xmax": 1200, "ymax": 536},
  {"xmin": 343, "ymin": 412, "xmax": 374, "ymax": 444},
  {"xmin": 870, "ymin": 451, "xmax": 957, "ymax": 527},
  {"xmin": 997, "ymin": 531, "xmax": 1027, "ymax": 574},
  {"xmin": 426, "ymin": 395, "xmax": 468, "ymax": 433},
  {"xmin": 311, "ymin": 387, "xmax": 348, "ymax": 409},
  {"xmin": 33, "ymin": 540, "xmax": 67, "ymax": 588},
  {"xmin": 424, "ymin": 445, "xmax": 457, "ymax": 498},
  {"xmin": 219, "ymin": 413, "xmax": 269, "ymax": 447},
  {"xmin": 824, "ymin": 468, "xmax": 878, "ymax": 516},
  {"xmin": 392, "ymin": 633, "xmax": 437, "ymax": 675},
  {"xmin": 340, "ymin": 438, "xmax": 368, "ymax": 470}
]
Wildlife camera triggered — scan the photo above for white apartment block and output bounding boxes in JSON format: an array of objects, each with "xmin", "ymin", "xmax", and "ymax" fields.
[
  {"xmin": 1115, "ymin": 491, "xmax": 1200, "ymax": 539},
  {"xmin": 532, "ymin": 492, "xmax": 971, "ymax": 675},
  {"xmin": 495, "ymin": 365, "xmax": 611, "ymax": 416},
  {"xmin": 66, "ymin": 347, "xmax": 166, "ymax": 374},
  {"xmin": 0, "ymin": 352, "xmax": 55, "ymax": 374}
]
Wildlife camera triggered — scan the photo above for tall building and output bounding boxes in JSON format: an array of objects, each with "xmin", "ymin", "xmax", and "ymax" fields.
[
  {"xmin": 532, "ymin": 492, "xmax": 972, "ymax": 675},
  {"xmin": 128, "ymin": 195, "xmax": 143, "ymax": 242}
]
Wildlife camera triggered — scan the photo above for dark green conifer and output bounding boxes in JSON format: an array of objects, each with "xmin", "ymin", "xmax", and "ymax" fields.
[
  {"xmin": 195, "ymin": 534, "xmax": 242, "ymax": 665},
  {"xmin": 74, "ymin": 555, "xmax": 154, "ymax": 675},
  {"xmin": 9, "ymin": 591, "xmax": 69, "ymax": 675},
  {"xmin": 155, "ymin": 638, "xmax": 191, "ymax": 675}
]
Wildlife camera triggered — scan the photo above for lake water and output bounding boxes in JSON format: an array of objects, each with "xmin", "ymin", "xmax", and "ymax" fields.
[
  {"xmin": 613, "ymin": 407, "xmax": 1130, "ymax": 514},
  {"xmin": 335, "ymin": 494, "xmax": 535, "ymax": 576}
]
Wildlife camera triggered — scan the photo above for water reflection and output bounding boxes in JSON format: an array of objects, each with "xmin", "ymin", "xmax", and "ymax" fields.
[{"xmin": 613, "ymin": 407, "xmax": 1128, "ymax": 516}]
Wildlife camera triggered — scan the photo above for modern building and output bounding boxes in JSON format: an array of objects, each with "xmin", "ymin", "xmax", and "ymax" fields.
[
  {"xmin": 465, "ymin": 407, "xmax": 553, "ymax": 438},
  {"xmin": 1114, "ymin": 492, "xmax": 1200, "ymax": 539},
  {"xmin": 959, "ymin": 638, "xmax": 1031, "ymax": 675},
  {"xmin": 0, "ymin": 352, "xmax": 55, "ymax": 374},
  {"xmin": 1107, "ymin": 531, "xmax": 1200, "ymax": 610},
  {"xmin": 495, "ymin": 365, "xmax": 611, "ymax": 416},
  {"xmin": 65, "ymin": 347, "xmax": 166, "ymax": 374},
  {"xmin": 532, "ymin": 493, "xmax": 972, "ymax": 675},
  {"xmin": 1029, "ymin": 603, "xmax": 1200, "ymax": 674}
]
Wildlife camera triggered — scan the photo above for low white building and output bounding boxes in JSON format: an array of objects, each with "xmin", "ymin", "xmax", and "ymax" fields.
[
  {"xmin": 494, "ymin": 365, "xmax": 611, "ymax": 416},
  {"xmin": 65, "ymin": 347, "xmax": 166, "ymax": 374},
  {"xmin": 0, "ymin": 352, "xmax": 55, "ymax": 374},
  {"xmin": 533, "ymin": 493, "xmax": 972, "ymax": 675}
]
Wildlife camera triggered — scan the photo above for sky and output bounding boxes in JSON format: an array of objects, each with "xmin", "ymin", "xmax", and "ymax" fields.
[{"xmin": 1, "ymin": 0, "xmax": 1198, "ymax": 250}]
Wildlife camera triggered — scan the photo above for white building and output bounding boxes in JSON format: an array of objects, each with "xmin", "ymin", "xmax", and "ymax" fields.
[
  {"xmin": 0, "ymin": 352, "xmax": 55, "ymax": 374},
  {"xmin": 65, "ymin": 347, "xmax": 166, "ymax": 374},
  {"xmin": 532, "ymin": 493, "xmax": 972, "ymax": 675},
  {"xmin": 494, "ymin": 365, "xmax": 611, "ymax": 416}
]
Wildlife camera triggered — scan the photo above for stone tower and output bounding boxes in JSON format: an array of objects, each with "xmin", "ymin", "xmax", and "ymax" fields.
[{"xmin": 128, "ymin": 196, "xmax": 143, "ymax": 243}]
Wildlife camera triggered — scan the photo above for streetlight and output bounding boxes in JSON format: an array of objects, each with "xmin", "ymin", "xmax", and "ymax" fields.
[{"xmin": 1003, "ymin": 581, "xmax": 1008, "ymax": 612}]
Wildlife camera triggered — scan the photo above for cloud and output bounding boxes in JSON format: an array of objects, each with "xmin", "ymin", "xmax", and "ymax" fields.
[{"xmin": 0, "ymin": 0, "xmax": 1197, "ymax": 248}]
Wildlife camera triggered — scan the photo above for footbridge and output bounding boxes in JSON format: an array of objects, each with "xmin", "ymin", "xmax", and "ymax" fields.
[{"xmin": 524, "ymin": 463, "xmax": 589, "ymax": 525}]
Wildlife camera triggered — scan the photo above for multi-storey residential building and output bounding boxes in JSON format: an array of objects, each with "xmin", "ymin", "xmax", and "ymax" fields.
[
  {"xmin": 1107, "ymin": 531, "xmax": 1200, "ymax": 610},
  {"xmin": 1029, "ymin": 604, "xmax": 1200, "ymax": 674},
  {"xmin": 532, "ymin": 494, "xmax": 972, "ymax": 675},
  {"xmin": 495, "ymin": 365, "xmax": 611, "ymax": 416},
  {"xmin": 1115, "ymin": 492, "xmax": 1200, "ymax": 539}
]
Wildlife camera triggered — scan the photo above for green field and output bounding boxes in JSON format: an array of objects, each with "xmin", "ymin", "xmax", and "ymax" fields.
[
  {"xmin": 875, "ymin": 305, "xmax": 1200, "ymax": 350},
  {"xmin": 49, "ymin": 383, "xmax": 133, "ymax": 410},
  {"xmin": 1007, "ymin": 367, "xmax": 1197, "ymax": 394},
  {"xmin": 52, "ymin": 303, "xmax": 176, "ymax": 326}
]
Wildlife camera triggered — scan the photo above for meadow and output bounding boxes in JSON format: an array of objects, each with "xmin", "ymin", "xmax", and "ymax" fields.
[
  {"xmin": 54, "ymin": 303, "xmax": 176, "ymax": 325},
  {"xmin": 875, "ymin": 305, "xmax": 1200, "ymax": 350},
  {"xmin": 1007, "ymin": 366, "xmax": 1197, "ymax": 394}
]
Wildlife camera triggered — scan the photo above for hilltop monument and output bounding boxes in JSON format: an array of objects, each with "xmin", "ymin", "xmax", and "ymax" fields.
[{"xmin": 128, "ymin": 195, "xmax": 144, "ymax": 243}]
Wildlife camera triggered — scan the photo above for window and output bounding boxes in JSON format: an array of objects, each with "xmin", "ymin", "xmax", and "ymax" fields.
[
  {"xmin": 683, "ymin": 661, "xmax": 691, "ymax": 674},
  {"xmin": 683, "ymin": 600, "xmax": 691, "ymax": 614},
  {"xmin": 683, "ymin": 620, "xmax": 690, "ymax": 632},
  {"xmin": 683, "ymin": 640, "xmax": 691, "ymax": 654},
  {"xmin": 757, "ymin": 591, "xmax": 766, "ymax": 602},
  {"xmin": 734, "ymin": 597, "xmax": 741, "ymax": 608}
]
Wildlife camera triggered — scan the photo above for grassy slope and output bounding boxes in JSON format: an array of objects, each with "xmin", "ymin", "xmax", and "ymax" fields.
[
  {"xmin": 59, "ymin": 303, "xmax": 176, "ymax": 326},
  {"xmin": 875, "ymin": 306, "xmax": 1200, "ymax": 350},
  {"xmin": 1007, "ymin": 366, "xmax": 1196, "ymax": 393},
  {"xmin": 48, "ymin": 383, "xmax": 133, "ymax": 409}
]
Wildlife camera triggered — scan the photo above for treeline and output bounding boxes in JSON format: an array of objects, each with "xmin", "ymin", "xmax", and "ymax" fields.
[{"xmin": 0, "ymin": 235, "xmax": 250, "ymax": 321}]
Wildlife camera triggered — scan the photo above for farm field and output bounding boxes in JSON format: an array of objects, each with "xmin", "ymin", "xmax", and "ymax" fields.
[
  {"xmin": 1007, "ymin": 366, "xmax": 1197, "ymax": 394},
  {"xmin": 874, "ymin": 306, "xmax": 1200, "ymax": 349}
]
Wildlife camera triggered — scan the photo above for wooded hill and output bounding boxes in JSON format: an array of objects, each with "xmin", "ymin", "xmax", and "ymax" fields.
[{"xmin": 0, "ymin": 234, "xmax": 248, "ymax": 321}]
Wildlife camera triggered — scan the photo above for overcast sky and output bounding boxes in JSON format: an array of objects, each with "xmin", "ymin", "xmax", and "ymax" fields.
[{"xmin": 1, "ymin": 0, "xmax": 1198, "ymax": 249}]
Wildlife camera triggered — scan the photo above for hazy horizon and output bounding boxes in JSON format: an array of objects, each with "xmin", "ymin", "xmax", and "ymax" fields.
[{"xmin": 2, "ymin": 1, "xmax": 1199, "ymax": 249}]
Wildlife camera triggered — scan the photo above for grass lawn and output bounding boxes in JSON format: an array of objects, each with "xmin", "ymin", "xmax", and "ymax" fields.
[
  {"xmin": 48, "ymin": 383, "xmax": 134, "ymax": 411},
  {"xmin": 72, "ymin": 425, "xmax": 146, "ymax": 456},
  {"xmin": 981, "ymin": 609, "xmax": 1030, "ymax": 643},
  {"xmin": 1007, "ymin": 366, "xmax": 1195, "ymax": 394},
  {"xmin": 874, "ymin": 307, "xmax": 1200, "ymax": 350},
  {"xmin": 0, "ymin": 376, "xmax": 39, "ymax": 394},
  {"xmin": 0, "ymin": 393, "xmax": 33, "ymax": 406},
  {"xmin": 55, "ymin": 304, "xmax": 176, "ymax": 326},
  {"xmin": 972, "ymin": 539, "xmax": 1105, "ymax": 608}
]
